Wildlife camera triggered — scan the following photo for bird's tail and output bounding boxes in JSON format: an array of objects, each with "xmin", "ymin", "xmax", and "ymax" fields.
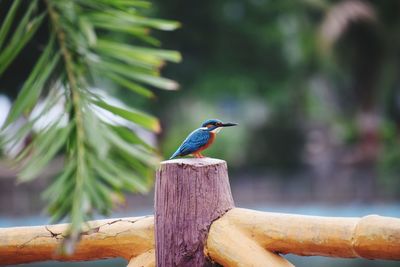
[{"xmin": 169, "ymin": 150, "xmax": 180, "ymax": 160}]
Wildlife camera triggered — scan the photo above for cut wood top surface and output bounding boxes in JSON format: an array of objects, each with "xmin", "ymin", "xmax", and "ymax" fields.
[{"xmin": 161, "ymin": 157, "xmax": 226, "ymax": 166}]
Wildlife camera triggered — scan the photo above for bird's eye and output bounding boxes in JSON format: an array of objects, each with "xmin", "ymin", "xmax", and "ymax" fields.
[{"xmin": 216, "ymin": 122, "xmax": 222, "ymax": 126}]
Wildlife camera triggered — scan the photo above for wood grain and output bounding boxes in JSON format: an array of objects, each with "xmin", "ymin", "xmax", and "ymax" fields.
[
  {"xmin": 1, "ymin": 209, "xmax": 399, "ymax": 266},
  {"xmin": 206, "ymin": 208, "xmax": 400, "ymax": 262},
  {"xmin": 155, "ymin": 158, "xmax": 235, "ymax": 267},
  {"xmin": 0, "ymin": 216, "xmax": 154, "ymax": 265}
]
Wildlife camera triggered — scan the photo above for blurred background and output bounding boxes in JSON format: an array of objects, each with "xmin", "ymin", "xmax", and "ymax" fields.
[{"xmin": 1, "ymin": 0, "xmax": 400, "ymax": 266}]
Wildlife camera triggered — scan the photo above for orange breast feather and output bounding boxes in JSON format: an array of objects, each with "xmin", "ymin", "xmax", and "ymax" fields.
[{"xmin": 196, "ymin": 132, "xmax": 215, "ymax": 152}]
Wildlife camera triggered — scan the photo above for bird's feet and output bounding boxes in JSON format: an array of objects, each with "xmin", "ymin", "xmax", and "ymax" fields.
[{"xmin": 193, "ymin": 153, "xmax": 205, "ymax": 158}]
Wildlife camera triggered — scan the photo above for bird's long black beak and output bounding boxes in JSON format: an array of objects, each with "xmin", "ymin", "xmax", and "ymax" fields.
[{"xmin": 221, "ymin": 122, "xmax": 238, "ymax": 127}]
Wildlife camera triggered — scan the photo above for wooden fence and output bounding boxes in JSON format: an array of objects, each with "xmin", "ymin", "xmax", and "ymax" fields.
[{"xmin": 1, "ymin": 158, "xmax": 399, "ymax": 266}]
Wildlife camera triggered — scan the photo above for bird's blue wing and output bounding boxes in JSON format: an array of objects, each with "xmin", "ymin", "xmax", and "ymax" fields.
[
  {"xmin": 170, "ymin": 129, "xmax": 210, "ymax": 159},
  {"xmin": 179, "ymin": 130, "xmax": 210, "ymax": 155}
]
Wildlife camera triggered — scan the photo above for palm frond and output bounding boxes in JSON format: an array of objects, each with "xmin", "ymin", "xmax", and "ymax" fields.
[{"xmin": 0, "ymin": 0, "xmax": 180, "ymax": 252}]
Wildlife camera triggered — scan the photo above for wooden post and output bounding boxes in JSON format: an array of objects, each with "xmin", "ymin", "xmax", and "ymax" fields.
[{"xmin": 155, "ymin": 158, "xmax": 234, "ymax": 267}]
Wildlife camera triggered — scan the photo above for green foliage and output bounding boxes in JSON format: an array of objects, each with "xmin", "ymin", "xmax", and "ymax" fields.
[
  {"xmin": 155, "ymin": 0, "xmax": 319, "ymax": 166},
  {"xmin": 0, "ymin": 0, "xmax": 180, "ymax": 251},
  {"xmin": 156, "ymin": 0, "xmax": 400, "ymax": 184},
  {"xmin": 0, "ymin": 0, "xmax": 46, "ymax": 76}
]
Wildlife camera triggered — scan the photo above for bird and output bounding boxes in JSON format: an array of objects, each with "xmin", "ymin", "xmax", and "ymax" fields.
[{"xmin": 169, "ymin": 119, "xmax": 238, "ymax": 159}]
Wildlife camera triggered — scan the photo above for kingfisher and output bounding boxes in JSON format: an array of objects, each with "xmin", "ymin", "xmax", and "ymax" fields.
[{"xmin": 169, "ymin": 119, "xmax": 238, "ymax": 159}]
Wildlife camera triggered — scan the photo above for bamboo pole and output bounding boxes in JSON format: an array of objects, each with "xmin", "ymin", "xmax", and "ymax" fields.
[
  {"xmin": 0, "ymin": 216, "xmax": 154, "ymax": 265},
  {"xmin": 206, "ymin": 208, "xmax": 400, "ymax": 262},
  {"xmin": 127, "ymin": 249, "xmax": 155, "ymax": 267},
  {"xmin": 1, "ymin": 209, "xmax": 400, "ymax": 266},
  {"xmin": 205, "ymin": 222, "xmax": 294, "ymax": 267}
]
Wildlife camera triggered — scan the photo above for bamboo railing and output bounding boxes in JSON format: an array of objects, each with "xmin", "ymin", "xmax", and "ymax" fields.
[{"xmin": 1, "ymin": 158, "xmax": 399, "ymax": 267}]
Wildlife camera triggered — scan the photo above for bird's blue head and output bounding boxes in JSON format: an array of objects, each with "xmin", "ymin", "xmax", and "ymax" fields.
[{"xmin": 201, "ymin": 119, "xmax": 238, "ymax": 132}]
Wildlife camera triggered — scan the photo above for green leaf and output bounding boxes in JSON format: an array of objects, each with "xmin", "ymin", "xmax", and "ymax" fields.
[
  {"xmin": 127, "ymin": 71, "xmax": 179, "ymax": 90},
  {"xmin": 96, "ymin": 39, "xmax": 181, "ymax": 64},
  {"xmin": 115, "ymin": 148, "xmax": 153, "ymax": 181},
  {"xmin": 104, "ymin": 0, "xmax": 152, "ymax": 8},
  {"xmin": 100, "ymin": 158, "xmax": 149, "ymax": 193},
  {"xmin": 94, "ymin": 160, "xmax": 123, "ymax": 189},
  {"xmin": 94, "ymin": 99, "xmax": 161, "ymax": 132},
  {"xmin": 132, "ymin": 16, "xmax": 181, "ymax": 31},
  {"xmin": 111, "ymin": 124, "xmax": 154, "ymax": 149},
  {"xmin": 83, "ymin": 109, "xmax": 110, "ymax": 159},
  {"xmin": 6, "ymin": 90, "xmax": 65, "ymax": 155},
  {"xmin": 103, "ymin": 128, "xmax": 159, "ymax": 167},
  {"xmin": 90, "ymin": 21, "xmax": 156, "ymax": 42},
  {"xmin": 104, "ymin": 72, "xmax": 154, "ymax": 98},
  {"xmin": 49, "ymin": 192, "xmax": 73, "ymax": 223},
  {"xmin": 15, "ymin": 115, "xmax": 66, "ymax": 164},
  {"xmin": 0, "ymin": 2, "xmax": 45, "ymax": 76},
  {"xmin": 42, "ymin": 161, "xmax": 77, "ymax": 199},
  {"xmin": 85, "ymin": 176, "xmax": 112, "ymax": 213},
  {"xmin": 94, "ymin": 57, "xmax": 156, "ymax": 75},
  {"xmin": 0, "ymin": 0, "xmax": 21, "ymax": 50},
  {"xmin": 2, "ymin": 120, "xmax": 35, "ymax": 153},
  {"xmin": 119, "ymin": 169, "xmax": 149, "ymax": 193},
  {"xmin": 3, "ymin": 37, "xmax": 59, "ymax": 128},
  {"xmin": 95, "ymin": 23, "xmax": 146, "ymax": 35},
  {"xmin": 87, "ymin": 11, "xmax": 180, "ymax": 31},
  {"xmin": 19, "ymin": 124, "xmax": 73, "ymax": 182},
  {"xmin": 79, "ymin": 17, "xmax": 97, "ymax": 46},
  {"xmin": 95, "ymin": 59, "xmax": 179, "ymax": 90},
  {"xmin": 77, "ymin": 0, "xmax": 151, "ymax": 10}
]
